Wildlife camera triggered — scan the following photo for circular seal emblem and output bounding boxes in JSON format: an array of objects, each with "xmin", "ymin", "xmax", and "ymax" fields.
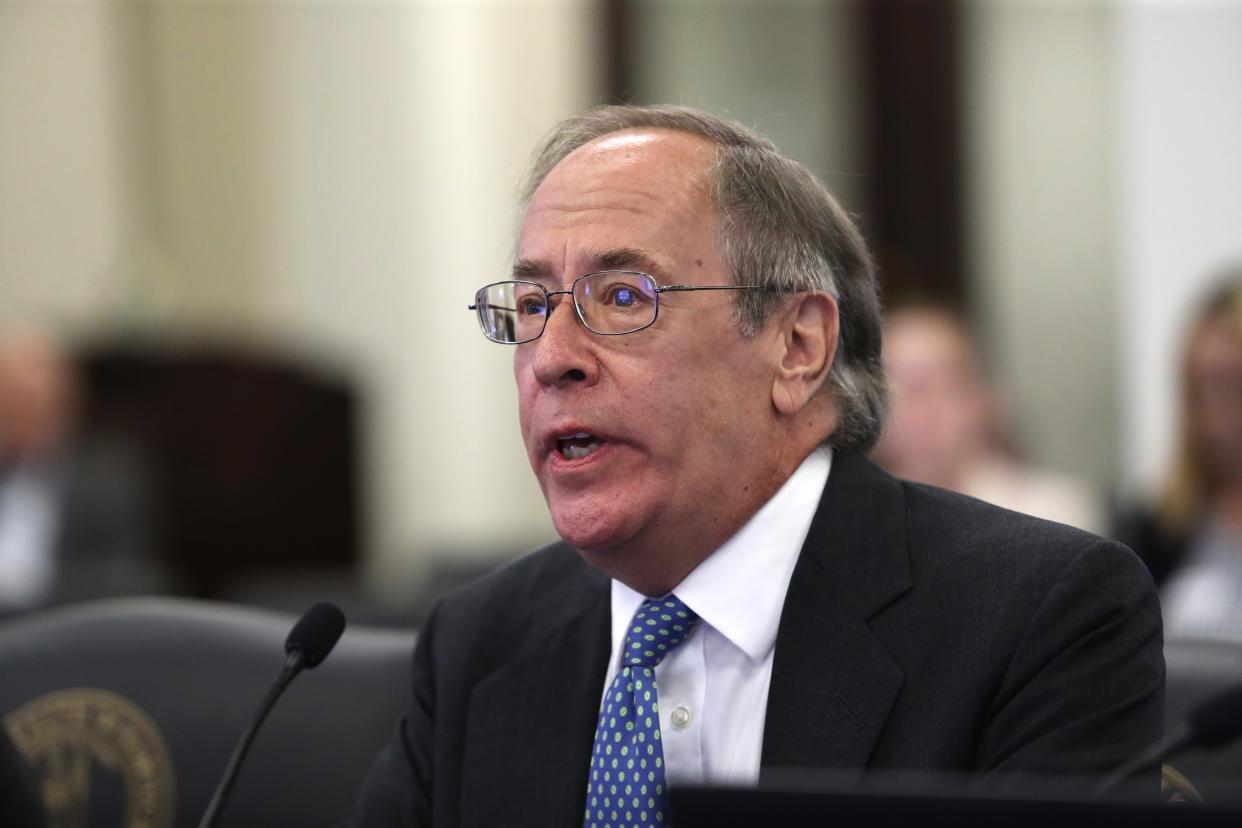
[{"xmin": 3, "ymin": 688, "xmax": 174, "ymax": 828}]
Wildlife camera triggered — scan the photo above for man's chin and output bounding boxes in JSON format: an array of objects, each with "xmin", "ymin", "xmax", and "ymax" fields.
[{"xmin": 549, "ymin": 508, "xmax": 638, "ymax": 554}]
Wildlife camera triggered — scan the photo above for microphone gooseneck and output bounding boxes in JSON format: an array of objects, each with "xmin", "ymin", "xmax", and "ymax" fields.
[
  {"xmin": 1094, "ymin": 682, "xmax": 1242, "ymax": 796},
  {"xmin": 197, "ymin": 602, "xmax": 347, "ymax": 828}
]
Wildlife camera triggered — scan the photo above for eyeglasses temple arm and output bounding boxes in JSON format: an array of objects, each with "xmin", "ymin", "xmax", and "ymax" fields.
[{"xmin": 655, "ymin": 284, "xmax": 775, "ymax": 293}]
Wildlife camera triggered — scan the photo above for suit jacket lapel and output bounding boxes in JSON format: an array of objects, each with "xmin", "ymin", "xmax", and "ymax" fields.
[
  {"xmin": 460, "ymin": 558, "xmax": 611, "ymax": 827},
  {"xmin": 760, "ymin": 453, "xmax": 912, "ymax": 779}
]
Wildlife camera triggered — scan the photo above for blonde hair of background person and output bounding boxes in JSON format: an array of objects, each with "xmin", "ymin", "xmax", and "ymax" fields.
[{"xmin": 1160, "ymin": 272, "xmax": 1242, "ymax": 535}]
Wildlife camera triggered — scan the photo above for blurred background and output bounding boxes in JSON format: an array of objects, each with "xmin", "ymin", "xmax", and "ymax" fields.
[{"xmin": 1, "ymin": 0, "xmax": 1240, "ymax": 626}]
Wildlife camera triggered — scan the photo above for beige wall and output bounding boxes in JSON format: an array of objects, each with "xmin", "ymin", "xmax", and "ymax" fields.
[
  {"xmin": 0, "ymin": 1, "xmax": 599, "ymax": 589},
  {"xmin": 0, "ymin": 2, "xmax": 135, "ymax": 327},
  {"xmin": 8, "ymin": 0, "xmax": 1237, "ymax": 583}
]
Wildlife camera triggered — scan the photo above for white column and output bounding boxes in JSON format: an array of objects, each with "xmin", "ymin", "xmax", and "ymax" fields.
[
  {"xmin": 964, "ymin": 0, "xmax": 1120, "ymax": 485},
  {"xmin": 0, "ymin": 2, "xmax": 135, "ymax": 328}
]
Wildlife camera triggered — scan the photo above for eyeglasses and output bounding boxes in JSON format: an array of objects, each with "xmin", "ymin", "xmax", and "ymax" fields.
[{"xmin": 468, "ymin": 270, "xmax": 772, "ymax": 344}]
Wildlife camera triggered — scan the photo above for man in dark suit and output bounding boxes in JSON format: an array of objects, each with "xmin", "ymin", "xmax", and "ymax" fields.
[
  {"xmin": 350, "ymin": 105, "xmax": 1163, "ymax": 827},
  {"xmin": 0, "ymin": 327, "xmax": 159, "ymax": 619}
]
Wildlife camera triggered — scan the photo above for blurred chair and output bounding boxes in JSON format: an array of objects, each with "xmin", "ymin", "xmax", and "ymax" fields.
[
  {"xmin": 0, "ymin": 597, "xmax": 414, "ymax": 827},
  {"xmin": 1163, "ymin": 636, "xmax": 1242, "ymax": 804}
]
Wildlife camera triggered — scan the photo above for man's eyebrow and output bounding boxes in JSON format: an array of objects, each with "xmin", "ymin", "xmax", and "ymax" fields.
[
  {"xmin": 511, "ymin": 258, "xmax": 545, "ymax": 278},
  {"xmin": 592, "ymin": 248, "xmax": 663, "ymax": 273}
]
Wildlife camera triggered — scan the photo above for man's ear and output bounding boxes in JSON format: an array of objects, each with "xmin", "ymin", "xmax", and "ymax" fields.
[{"xmin": 771, "ymin": 292, "xmax": 838, "ymax": 416}]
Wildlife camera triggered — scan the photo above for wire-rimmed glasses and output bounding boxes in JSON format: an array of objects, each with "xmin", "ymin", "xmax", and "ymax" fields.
[{"xmin": 468, "ymin": 270, "xmax": 771, "ymax": 344}]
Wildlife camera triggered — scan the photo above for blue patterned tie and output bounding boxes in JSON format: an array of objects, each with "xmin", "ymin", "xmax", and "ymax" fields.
[{"xmin": 584, "ymin": 595, "xmax": 700, "ymax": 828}]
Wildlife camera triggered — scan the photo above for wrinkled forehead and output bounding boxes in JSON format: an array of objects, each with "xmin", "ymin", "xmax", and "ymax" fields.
[
  {"xmin": 517, "ymin": 129, "xmax": 724, "ymax": 280},
  {"xmin": 528, "ymin": 128, "xmax": 717, "ymax": 212}
]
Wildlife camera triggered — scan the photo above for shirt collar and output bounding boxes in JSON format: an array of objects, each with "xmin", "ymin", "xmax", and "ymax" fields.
[{"xmin": 610, "ymin": 446, "xmax": 832, "ymax": 664}]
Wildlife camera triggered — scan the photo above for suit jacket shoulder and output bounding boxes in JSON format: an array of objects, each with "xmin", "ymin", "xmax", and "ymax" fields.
[
  {"xmin": 350, "ymin": 542, "xmax": 612, "ymax": 828},
  {"xmin": 421, "ymin": 541, "xmax": 603, "ymax": 668},
  {"xmin": 764, "ymin": 452, "xmax": 1164, "ymax": 783}
]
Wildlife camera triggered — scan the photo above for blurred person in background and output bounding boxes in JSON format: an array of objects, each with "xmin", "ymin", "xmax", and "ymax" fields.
[
  {"xmin": 873, "ymin": 304, "xmax": 1106, "ymax": 533},
  {"xmin": 1118, "ymin": 273, "xmax": 1242, "ymax": 639},
  {"xmin": 0, "ymin": 325, "xmax": 161, "ymax": 618}
]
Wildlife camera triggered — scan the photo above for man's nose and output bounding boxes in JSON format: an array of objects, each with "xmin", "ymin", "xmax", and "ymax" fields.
[{"xmin": 529, "ymin": 297, "xmax": 599, "ymax": 389}]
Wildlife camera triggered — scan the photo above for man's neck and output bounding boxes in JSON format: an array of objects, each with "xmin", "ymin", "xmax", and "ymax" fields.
[{"xmin": 589, "ymin": 444, "xmax": 826, "ymax": 596}]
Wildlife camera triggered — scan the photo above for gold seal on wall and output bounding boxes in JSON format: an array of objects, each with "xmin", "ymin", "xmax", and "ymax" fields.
[{"xmin": 3, "ymin": 688, "xmax": 174, "ymax": 828}]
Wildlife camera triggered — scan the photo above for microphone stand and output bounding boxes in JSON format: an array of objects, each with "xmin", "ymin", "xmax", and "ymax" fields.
[
  {"xmin": 1093, "ymin": 721, "xmax": 1192, "ymax": 797},
  {"xmin": 198, "ymin": 650, "xmax": 308, "ymax": 828}
]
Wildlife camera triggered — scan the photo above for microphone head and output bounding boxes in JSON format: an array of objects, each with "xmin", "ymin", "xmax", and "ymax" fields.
[
  {"xmin": 284, "ymin": 602, "xmax": 346, "ymax": 668},
  {"xmin": 1188, "ymin": 683, "xmax": 1242, "ymax": 750}
]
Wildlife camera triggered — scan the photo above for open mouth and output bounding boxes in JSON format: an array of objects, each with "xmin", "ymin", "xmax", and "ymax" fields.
[{"xmin": 556, "ymin": 432, "xmax": 602, "ymax": 460}]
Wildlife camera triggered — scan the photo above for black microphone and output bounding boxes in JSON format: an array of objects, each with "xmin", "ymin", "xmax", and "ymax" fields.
[
  {"xmin": 284, "ymin": 600, "xmax": 348, "ymax": 670},
  {"xmin": 1095, "ymin": 683, "xmax": 1242, "ymax": 796},
  {"xmin": 198, "ymin": 602, "xmax": 346, "ymax": 828}
]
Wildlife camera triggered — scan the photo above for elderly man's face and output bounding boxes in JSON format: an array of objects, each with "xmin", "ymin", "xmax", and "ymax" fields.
[{"xmin": 513, "ymin": 130, "xmax": 784, "ymax": 586}]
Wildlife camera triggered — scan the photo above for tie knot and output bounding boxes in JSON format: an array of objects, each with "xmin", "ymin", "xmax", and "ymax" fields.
[{"xmin": 622, "ymin": 594, "xmax": 699, "ymax": 669}]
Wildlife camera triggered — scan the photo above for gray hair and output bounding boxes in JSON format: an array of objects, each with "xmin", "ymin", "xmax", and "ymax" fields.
[{"xmin": 521, "ymin": 104, "xmax": 887, "ymax": 454}]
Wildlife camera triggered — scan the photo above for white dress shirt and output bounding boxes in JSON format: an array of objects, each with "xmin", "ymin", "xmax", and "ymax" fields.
[
  {"xmin": 1161, "ymin": 519, "xmax": 1242, "ymax": 641},
  {"xmin": 602, "ymin": 446, "xmax": 832, "ymax": 787},
  {"xmin": 0, "ymin": 462, "xmax": 61, "ymax": 608}
]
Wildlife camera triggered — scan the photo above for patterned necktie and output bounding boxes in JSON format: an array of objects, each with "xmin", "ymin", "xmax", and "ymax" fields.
[{"xmin": 584, "ymin": 594, "xmax": 700, "ymax": 828}]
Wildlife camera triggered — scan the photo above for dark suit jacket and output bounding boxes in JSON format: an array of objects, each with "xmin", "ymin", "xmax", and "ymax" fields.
[{"xmin": 350, "ymin": 453, "xmax": 1164, "ymax": 827}]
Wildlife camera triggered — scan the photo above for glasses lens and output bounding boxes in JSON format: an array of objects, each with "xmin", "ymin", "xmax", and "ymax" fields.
[
  {"xmin": 575, "ymin": 272, "xmax": 658, "ymax": 335},
  {"xmin": 475, "ymin": 281, "xmax": 547, "ymax": 343}
]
